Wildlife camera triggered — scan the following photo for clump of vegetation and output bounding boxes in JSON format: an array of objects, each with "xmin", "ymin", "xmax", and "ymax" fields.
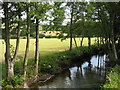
[
  {"xmin": 102, "ymin": 65, "xmax": 120, "ymax": 89},
  {"xmin": 2, "ymin": 75, "xmax": 23, "ymax": 88}
]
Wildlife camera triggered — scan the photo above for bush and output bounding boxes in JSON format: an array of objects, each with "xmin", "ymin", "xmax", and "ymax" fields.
[
  {"xmin": 22, "ymin": 36, "xmax": 26, "ymax": 39},
  {"xmin": 2, "ymin": 75, "xmax": 23, "ymax": 88},
  {"xmin": 39, "ymin": 34, "xmax": 45, "ymax": 38},
  {"xmin": 1, "ymin": 63, "xmax": 6, "ymax": 79},
  {"xmin": 45, "ymin": 35, "xmax": 52, "ymax": 38},
  {"xmin": 40, "ymin": 56, "xmax": 60, "ymax": 74},
  {"xmin": 102, "ymin": 65, "xmax": 120, "ymax": 89},
  {"xmin": 14, "ymin": 61, "xmax": 23, "ymax": 76},
  {"xmin": 11, "ymin": 35, "xmax": 17, "ymax": 39}
]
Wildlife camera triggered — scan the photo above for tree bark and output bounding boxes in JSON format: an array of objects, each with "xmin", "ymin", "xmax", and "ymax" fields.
[
  {"xmin": 110, "ymin": 5, "xmax": 118, "ymax": 60},
  {"xmin": 80, "ymin": 36, "xmax": 84, "ymax": 47},
  {"xmin": 34, "ymin": 18, "xmax": 39, "ymax": 75},
  {"xmin": 111, "ymin": 31, "xmax": 118, "ymax": 60},
  {"xmin": 80, "ymin": 8, "xmax": 85, "ymax": 48},
  {"xmin": 69, "ymin": 5, "xmax": 73, "ymax": 51},
  {"xmin": 4, "ymin": 3, "xmax": 22, "ymax": 79},
  {"xmin": 12, "ymin": 5, "xmax": 21, "ymax": 62},
  {"xmin": 3, "ymin": 2, "xmax": 14, "ymax": 79},
  {"xmin": 88, "ymin": 36, "xmax": 91, "ymax": 48},
  {"xmin": 97, "ymin": 37, "xmax": 99, "ymax": 47},
  {"xmin": 23, "ymin": 7, "xmax": 30, "ymax": 80},
  {"xmin": 69, "ymin": 32, "xmax": 73, "ymax": 51},
  {"xmin": 7, "ymin": 62, "xmax": 14, "ymax": 78},
  {"xmin": 73, "ymin": 37, "xmax": 78, "ymax": 49}
]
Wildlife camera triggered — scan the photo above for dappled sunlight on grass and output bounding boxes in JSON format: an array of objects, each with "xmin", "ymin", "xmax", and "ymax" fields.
[{"xmin": 0, "ymin": 38, "xmax": 96, "ymax": 61}]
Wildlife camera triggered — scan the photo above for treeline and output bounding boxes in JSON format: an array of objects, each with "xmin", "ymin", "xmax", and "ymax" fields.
[{"xmin": 2, "ymin": 1, "xmax": 120, "ymax": 87}]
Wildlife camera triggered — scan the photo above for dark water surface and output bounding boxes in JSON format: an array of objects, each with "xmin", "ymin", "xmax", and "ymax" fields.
[{"xmin": 37, "ymin": 54, "xmax": 109, "ymax": 88}]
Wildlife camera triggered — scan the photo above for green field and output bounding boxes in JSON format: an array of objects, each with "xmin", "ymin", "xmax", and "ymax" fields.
[{"xmin": 0, "ymin": 38, "xmax": 96, "ymax": 61}]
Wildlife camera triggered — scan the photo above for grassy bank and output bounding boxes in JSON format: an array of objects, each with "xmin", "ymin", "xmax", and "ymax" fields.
[
  {"xmin": 100, "ymin": 44, "xmax": 120, "ymax": 89},
  {"xmin": 1, "ymin": 45, "xmax": 101, "ymax": 88},
  {"xmin": 102, "ymin": 65, "xmax": 120, "ymax": 89}
]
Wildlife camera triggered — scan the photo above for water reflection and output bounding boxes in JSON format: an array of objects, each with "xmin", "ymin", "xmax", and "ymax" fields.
[{"xmin": 38, "ymin": 54, "xmax": 108, "ymax": 88}]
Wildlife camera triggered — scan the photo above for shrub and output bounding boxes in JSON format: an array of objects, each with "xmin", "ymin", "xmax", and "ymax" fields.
[
  {"xmin": 2, "ymin": 75, "xmax": 23, "ymax": 88},
  {"xmin": 11, "ymin": 35, "xmax": 17, "ymax": 39},
  {"xmin": 14, "ymin": 61, "xmax": 23, "ymax": 75},
  {"xmin": 39, "ymin": 34, "xmax": 45, "ymax": 38},
  {"xmin": 102, "ymin": 65, "xmax": 120, "ymax": 89},
  {"xmin": 45, "ymin": 35, "xmax": 52, "ymax": 38},
  {"xmin": 22, "ymin": 36, "xmax": 26, "ymax": 39}
]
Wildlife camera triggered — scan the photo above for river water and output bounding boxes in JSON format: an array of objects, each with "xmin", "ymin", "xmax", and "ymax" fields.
[{"xmin": 37, "ymin": 54, "xmax": 108, "ymax": 89}]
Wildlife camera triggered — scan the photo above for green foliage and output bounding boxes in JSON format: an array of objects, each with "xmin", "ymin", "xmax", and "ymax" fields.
[
  {"xmin": 14, "ymin": 61, "xmax": 23, "ymax": 75},
  {"xmin": 26, "ymin": 59, "xmax": 35, "ymax": 77},
  {"xmin": 39, "ymin": 33, "xmax": 45, "ymax": 38},
  {"xmin": 2, "ymin": 75, "xmax": 23, "ymax": 88},
  {"xmin": 1, "ymin": 63, "xmax": 6, "ymax": 79},
  {"xmin": 102, "ymin": 65, "xmax": 120, "ymax": 89}
]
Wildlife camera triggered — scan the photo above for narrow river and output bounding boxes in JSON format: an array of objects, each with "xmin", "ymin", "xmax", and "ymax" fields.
[{"xmin": 36, "ymin": 54, "xmax": 109, "ymax": 89}]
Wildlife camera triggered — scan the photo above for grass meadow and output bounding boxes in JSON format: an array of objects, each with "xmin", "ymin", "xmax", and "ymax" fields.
[{"xmin": 0, "ymin": 38, "xmax": 97, "ymax": 61}]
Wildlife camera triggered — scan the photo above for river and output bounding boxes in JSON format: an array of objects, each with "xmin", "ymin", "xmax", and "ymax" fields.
[{"xmin": 34, "ymin": 54, "xmax": 109, "ymax": 89}]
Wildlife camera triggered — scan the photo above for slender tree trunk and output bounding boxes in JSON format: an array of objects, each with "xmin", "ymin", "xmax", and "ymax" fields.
[
  {"xmin": 80, "ymin": 9, "xmax": 85, "ymax": 48},
  {"xmin": 34, "ymin": 18, "xmax": 39, "ymax": 75},
  {"xmin": 97, "ymin": 37, "xmax": 99, "ymax": 47},
  {"xmin": 111, "ymin": 31, "xmax": 118, "ymax": 60},
  {"xmin": 70, "ymin": 32, "xmax": 73, "ymax": 51},
  {"xmin": 12, "ymin": 6, "xmax": 21, "ymax": 62},
  {"xmin": 69, "ymin": 5, "xmax": 73, "ymax": 51},
  {"xmin": 7, "ymin": 62, "xmax": 14, "ymax": 78},
  {"xmin": 110, "ymin": 8, "xmax": 118, "ymax": 61},
  {"xmin": 4, "ymin": 3, "xmax": 22, "ymax": 79},
  {"xmin": 97, "ymin": 56, "xmax": 99, "ymax": 68},
  {"xmin": 23, "ymin": 7, "xmax": 30, "ymax": 80},
  {"xmin": 73, "ymin": 37, "xmax": 78, "ymax": 49},
  {"xmin": 101, "ymin": 37, "xmax": 104, "ymax": 44},
  {"xmin": 69, "ymin": 25, "xmax": 73, "ymax": 51},
  {"xmin": 80, "ymin": 36, "xmax": 84, "ymax": 47},
  {"xmin": 3, "ymin": 2, "xmax": 14, "ymax": 79},
  {"xmin": 88, "ymin": 36, "xmax": 91, "ymax": 48}
]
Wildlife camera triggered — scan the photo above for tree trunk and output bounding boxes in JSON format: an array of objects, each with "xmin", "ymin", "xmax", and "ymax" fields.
[
  {"xmin": 69, "ymin": 32, "xmax": 73, "ymax": 51},
  {"xmin": 80, "ymin": 36, "xmax": 84, "ymax": 47},
  {"xmin": 12, "ymin": 6, "xmax": 21, "ymax": 62},
  {"xmin": 73, "ymin": 37, "xmax": 78, "ymax": 49},
  {"xmin": 7, "ymin": 62, "xmax": 14, "ymax": 78},
  {"xmin": 69, "ymin": 3, "xmax": 74, "ymax": 51},
  {"xmin": 23, "ymin": 7, "xmax": 30, "ymax": 80},
  {"xmin": 4, "ymin": 3, "xmax": 22, "ymax": 79},
  {"xmin": 88, "ymin": 36, "xmax": 91, "ymax": 48},
  {"xmin": 3, "ymin": 2, "xmax": 14, "ymax": 79},
  {"xmin": 111, "ymin": 32, "xmax": 118, "ymax": 60},
  {"xmin": 97, "ymin": 37, "xmax": 99, "ymax": 47},
  {"xmin": 34, "ymin": 18, "xmax": 39, "ymax": 75},
  {"xmin": 101, "ymin": 37, "xmax": 104, "ymax": 44},
  {"xmin": 97, "ymin": 56, "xmax": 99, "ymax": 68},
  {"xmin": 110, "ymin": 6, "xmax": 118, "ymax": 61}
]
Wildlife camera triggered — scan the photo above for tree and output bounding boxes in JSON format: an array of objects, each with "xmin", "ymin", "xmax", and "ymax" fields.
[
  {"xmin": 23, "ymin": 3, "xmax": 31, "ymax": 82},
  {"xmin": 3, "ymin": 2, "xmax": 12, "ymax": 79},
  {"xmin": 94, "ymin": 2, "xmax": 120, "ymax": 61},
  {"xmin": 3, "ymin": 2, "xmax": 22, "ymax": 79},
  {"xmin": 33, "ymin": 2, "xmax": 52, "ymax": 75}
]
